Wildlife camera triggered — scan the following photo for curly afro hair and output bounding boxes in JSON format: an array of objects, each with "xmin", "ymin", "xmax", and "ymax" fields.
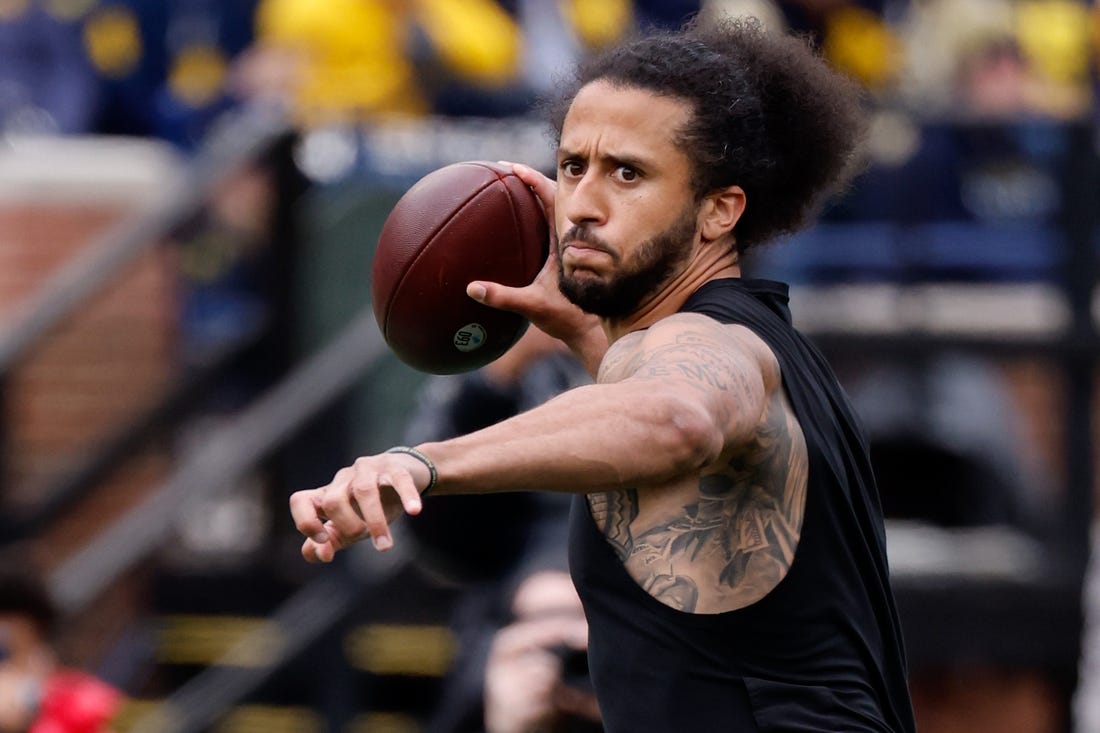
[{"xmin": 546, "ymin": 16, "xmax": 868, "ymax": 253}]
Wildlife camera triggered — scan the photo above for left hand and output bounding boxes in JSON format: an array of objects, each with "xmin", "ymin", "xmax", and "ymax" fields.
[{"xmin": 288, "ymin": 452, "xmax": 428, "ymax": 562}]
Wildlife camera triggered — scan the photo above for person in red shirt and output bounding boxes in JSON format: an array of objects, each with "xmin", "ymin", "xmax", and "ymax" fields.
[{"xmin": 0, "ymin": 569, "xmax": 120, "ymax": 733}]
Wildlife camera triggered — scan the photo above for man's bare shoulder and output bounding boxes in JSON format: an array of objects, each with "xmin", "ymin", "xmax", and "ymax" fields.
[{"xmin": 599, "ymin": 312, "xmax": 780, "ymax": 396}]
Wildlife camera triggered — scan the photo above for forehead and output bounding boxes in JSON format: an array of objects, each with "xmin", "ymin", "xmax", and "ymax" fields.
[{"xmin": 560, "ymin": 81, "xmax": 692, "ymax": 162}]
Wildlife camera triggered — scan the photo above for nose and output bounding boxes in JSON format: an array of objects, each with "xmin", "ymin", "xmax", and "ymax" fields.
[{"xmin": 561, "ymin": 171, "xmax": 606, "ymax": 228}]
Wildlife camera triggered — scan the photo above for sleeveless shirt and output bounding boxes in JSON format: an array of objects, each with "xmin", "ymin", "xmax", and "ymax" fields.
[{"xmin": 568, "ymin": 278, "xmax": 916, "ymax": 732}]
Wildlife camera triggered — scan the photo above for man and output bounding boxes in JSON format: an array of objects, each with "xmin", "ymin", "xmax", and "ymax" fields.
[{"xmin": 291, "ymin": 16, "xmax": 917, "ymax": 732}]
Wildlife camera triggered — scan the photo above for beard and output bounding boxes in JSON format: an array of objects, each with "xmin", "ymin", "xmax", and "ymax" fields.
[{"xmin": 558, "ymin": 206, "xmax": 699, "ymax": 319}]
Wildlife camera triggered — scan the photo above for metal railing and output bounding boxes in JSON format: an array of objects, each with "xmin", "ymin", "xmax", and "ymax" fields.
[
  {"xmin": 0, "ymin": 104, "xmax": 291, "ymax": 376},
  {"xmin": 50, "ymin": 308, "xmax": 386, "ymax": 612}
]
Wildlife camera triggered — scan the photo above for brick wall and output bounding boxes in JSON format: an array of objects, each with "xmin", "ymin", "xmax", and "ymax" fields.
[{"xmin": 0, "ymin": 137, "xmax": 183, "ymax": 567}]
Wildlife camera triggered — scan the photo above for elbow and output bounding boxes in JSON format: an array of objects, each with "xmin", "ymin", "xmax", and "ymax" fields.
[{"xmin": 648, "ymin": 393, "xmax": 724, "ymax": 474}]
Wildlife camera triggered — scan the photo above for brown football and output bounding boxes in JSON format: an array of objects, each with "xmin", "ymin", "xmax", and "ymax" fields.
[{"xmin": 371, "ymin": 161, "xmax": 549, "ymax": 374}]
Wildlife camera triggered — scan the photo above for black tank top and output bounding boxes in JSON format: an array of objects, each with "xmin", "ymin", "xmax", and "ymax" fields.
[{"xmin": 569, "ymin": 278, "xmax": 916, "ymax": 733}]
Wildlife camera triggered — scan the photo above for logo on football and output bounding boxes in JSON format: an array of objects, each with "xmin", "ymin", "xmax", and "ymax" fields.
[{"xmin": 453, "ymin": 324, "xmax": 487, "ymax": 352}]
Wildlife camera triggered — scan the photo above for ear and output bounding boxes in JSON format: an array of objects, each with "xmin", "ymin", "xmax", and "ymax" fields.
[{"xmin": 699, "ymin": 185, "xmax": 746, "ymax": 243}]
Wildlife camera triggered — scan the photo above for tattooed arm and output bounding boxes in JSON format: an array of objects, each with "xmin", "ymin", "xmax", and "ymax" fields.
[
  {"xmin": 291, "ymin": 313, "xmax": 778, "ymax": 562},
  {"xmin": 422, "ymin": 313, "xmax": 774, "ymax": 495}
]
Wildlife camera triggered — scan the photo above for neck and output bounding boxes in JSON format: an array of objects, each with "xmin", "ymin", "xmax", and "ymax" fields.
[{"xmin": 602, "ymin": 251, "xmax": 740, "ymax": 342}]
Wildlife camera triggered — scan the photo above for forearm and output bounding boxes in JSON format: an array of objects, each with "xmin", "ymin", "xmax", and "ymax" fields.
[{"xmin": 418, "ymin": 380, "xmax": 720, "ymax": 496}]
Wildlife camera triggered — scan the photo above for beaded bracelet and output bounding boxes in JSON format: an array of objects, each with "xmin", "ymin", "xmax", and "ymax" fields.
[{"xmin": 385, "ymin": 446, "xmax": 438, "ymax": 495}]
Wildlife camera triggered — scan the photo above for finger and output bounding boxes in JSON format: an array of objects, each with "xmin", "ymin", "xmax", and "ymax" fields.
[
  {"xmin": 301, "ymin": 537, "xmax": 334, "ymax": 564},
  {"xmin": 386, "ymin": 471, "xmax": 423, "ymax": 516},
  {"xmin": 509, "ymin": 162, "xmax": 557, "ymax": 224},
  {"xmin": 289, "ymin": 489, "xmax": 330, "ymax": 544},
  {"xmin": 349, "ymin": 473, "xmax": 394, "ymax": 551},
  {"xmin": 290, "ymin": 466, "xmax": 354, "ymax": 541},
  {"xmin": 301, "ymin": 520, "xmax": 367, "ymax": 563},
  {"xmin": 319, "ymin": 476, "xmax": 370, "ymax": 542},
  {"xmin": 467, "ymin": 279, "xmax": 532, "ymax": 314},
  {"xmin": 501, "ymin": 162, "xmax": 561, "ymax": 266}
]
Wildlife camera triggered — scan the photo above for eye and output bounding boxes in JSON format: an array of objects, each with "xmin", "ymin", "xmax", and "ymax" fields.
[
  {"xmin": 560, "ymin": 159, "xmax": 585, "ymax": 178},
  {"xmin": 615, "ymin": 166, "xmax": 639, "ymax": 183}
]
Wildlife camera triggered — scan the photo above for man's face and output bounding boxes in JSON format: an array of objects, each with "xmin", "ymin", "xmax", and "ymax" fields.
[{"xmin": 555, "ymin": 81, "xmax": 700, "ymax": 318}]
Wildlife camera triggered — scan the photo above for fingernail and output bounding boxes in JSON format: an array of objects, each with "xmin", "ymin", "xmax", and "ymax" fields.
[
  {"xmin": 373, "ymin": 535, "xmax": 392, "ymax": 551},
  {"xmin": 467, "ymin": 283, "xmax": 487, "ymax": 302},
  {"xmin": 497, "ymin": 160, "xmax": 514, "ymax": 167},
  {"xmin": 312, "ymin": 532, "xmax": 329, "ymax": 543}
]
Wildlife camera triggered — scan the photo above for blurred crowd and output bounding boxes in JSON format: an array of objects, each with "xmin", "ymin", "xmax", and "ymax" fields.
[
  {"xmin": 1, "ymin": 0, "xmax": 1097, "ymax": 152},
  {"xmin": 2, "ymin": 1, "xmax": 1099, "ymax": 732}
]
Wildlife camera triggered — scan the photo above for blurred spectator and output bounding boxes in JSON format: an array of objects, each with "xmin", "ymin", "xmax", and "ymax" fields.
[
  {"xmin": 237, "ymin": 0, "xmax": 529, "ymax": 124},
  {"xmin": 897, "ymin": 0, "xmax": 1091, "ymax": 120},
  {"xmin": 483, "ymin": 570, "xmax": 600, "ymax": 733},
  {"xmin": 785, "ymin": 0, "xmax": 902, "ymax": 92},
  {"xmin": 85, "ymin": 0, "xmax": 260, "ymax": 147},
  {"xmin": 0, "ymin": 0, "xmax": 98, "ymax": 134},
  {"xmin": 515, "ymin": 0, "xmax": 697, "ymax": 97},
  {"xmin": 238, "ymin": 0, "xmax": 701, "ymax": 125},
  {"xmin": 172, "ymin": 160, "xmax": 280, "ymax": 376},
  {"xmin": 0, "ymin": 568, "xmax": 121, "ymax": 733},
  {"xmin": 702, "ymin": 0, "xmax": 902, "ymax": 92},
  {"xmin": 956, "ymin": 36, "xmax": 1041, "ymax": 121}
]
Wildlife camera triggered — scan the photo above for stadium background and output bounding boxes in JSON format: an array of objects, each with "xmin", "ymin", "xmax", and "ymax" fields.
[{"xmin": 0, "ymin": 0, "xmax": 1098, "ymax": 731}]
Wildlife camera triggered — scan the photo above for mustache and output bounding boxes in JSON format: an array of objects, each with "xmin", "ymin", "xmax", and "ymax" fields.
[{"xmin": 560, "ymin": 226, "xmax": 615, "ymax": 255}]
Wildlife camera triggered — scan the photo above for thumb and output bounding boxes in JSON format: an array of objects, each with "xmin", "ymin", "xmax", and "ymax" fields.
[{"xmin": 467, "ymin": 280, "xmax": 529, "ymax": 315}]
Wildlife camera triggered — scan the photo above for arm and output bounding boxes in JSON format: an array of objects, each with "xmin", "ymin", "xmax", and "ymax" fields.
[
  {"xmin": 424, "ymin": 314, "xmax": 770, "ymax": 495},
  {"xmin": 289, "ymin": 314, "xmax": 772, "ymax": 562}
]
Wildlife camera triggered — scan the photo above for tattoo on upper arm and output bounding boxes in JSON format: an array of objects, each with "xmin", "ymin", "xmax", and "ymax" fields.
[
  {"xmin": 636, "ymin": 333, "xmax": 742, "ymax": 387},
  {"xmin": 590, "ymin": 392, "xmax": 808, "ymax": 613},
  {"xmin": 602, "ymin": 327, "xmax": 757, "ymax": 394},
  {"xmin": 587, "ymin": 489, "xmax": 639, "ymax": 562},
  {"xmin": 627, "ymin": 330, "xmax": 763, "ymax": 436}
]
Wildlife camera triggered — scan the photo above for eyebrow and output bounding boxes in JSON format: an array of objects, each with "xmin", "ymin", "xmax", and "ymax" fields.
[{"xmin": 556, "ymin": 147, "xmax": 653, "ymax": 172}]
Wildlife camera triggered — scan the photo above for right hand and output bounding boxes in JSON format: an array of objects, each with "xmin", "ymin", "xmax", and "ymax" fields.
[{"xmin": 467, "ymin": 163, "xmax": 606, "ymax": 372}]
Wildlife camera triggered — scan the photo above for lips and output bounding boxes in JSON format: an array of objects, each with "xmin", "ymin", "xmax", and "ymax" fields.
[
  {"xmin": 561, "ymin": 244, "xmax": 611, "ymax": 274},
  {"xmin": 562, "ymin": 234, "xmax": 605, "ymax": 249},
  {"xmin": 561, "ymin": 233, "xmax": 614, "ymax": 258},
  {"xmin": 563, "ymin": 241, "xmax": 606, "ymax": 254}
]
